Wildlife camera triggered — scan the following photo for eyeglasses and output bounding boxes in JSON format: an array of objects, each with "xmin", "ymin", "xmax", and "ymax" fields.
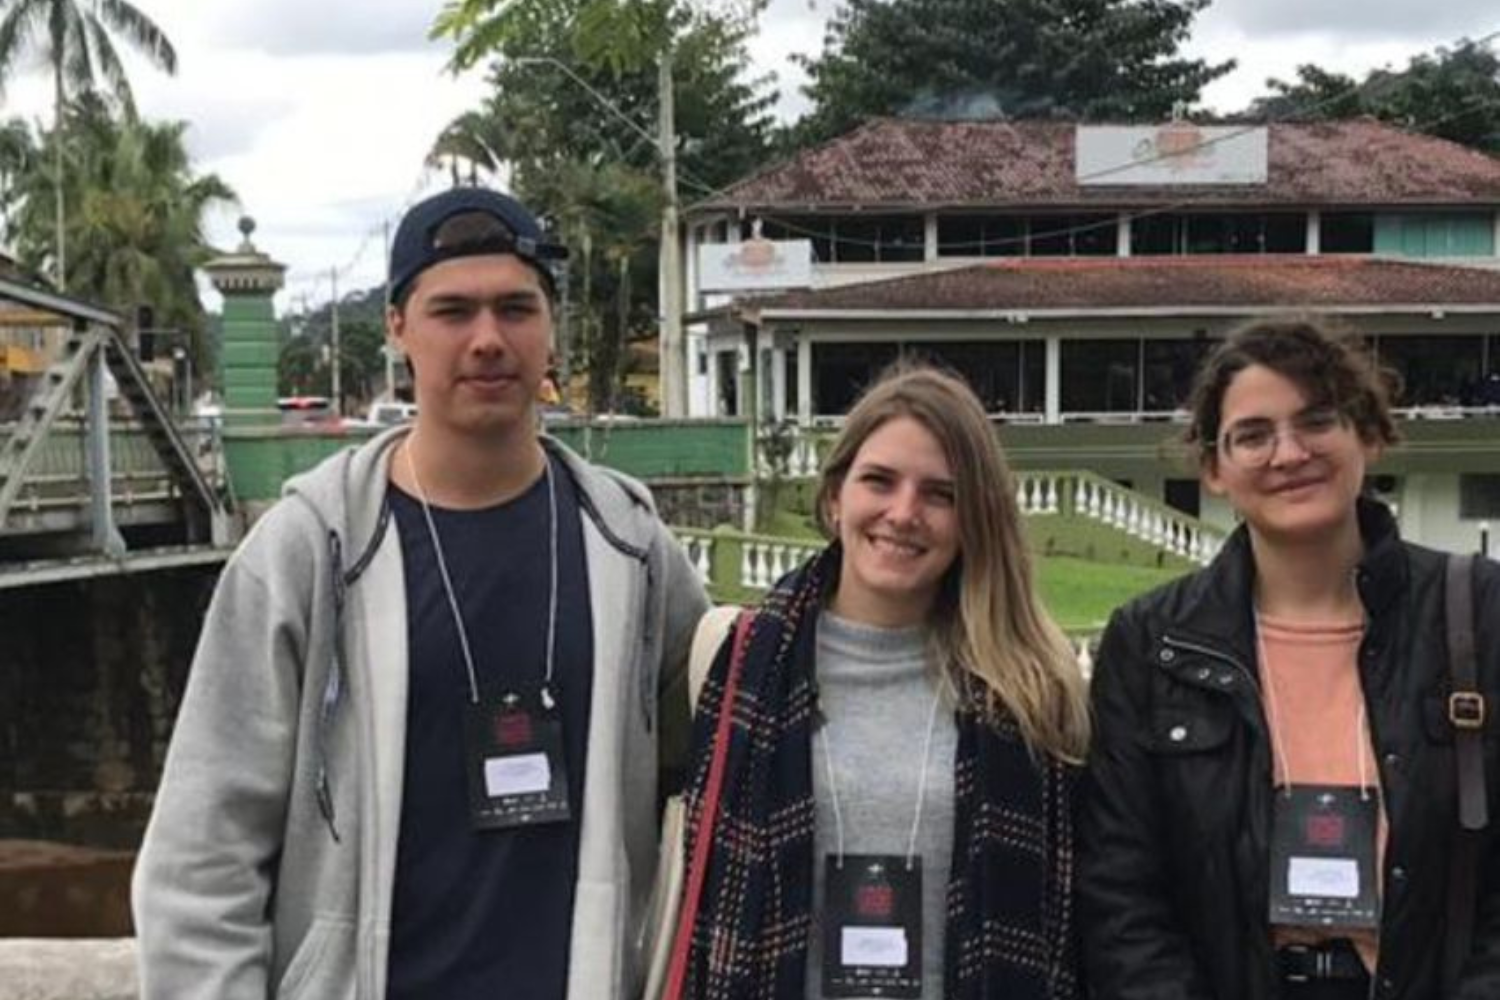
[
  {"xmin": 1217, "ymin": 407, "xmax": 1348, "ymax": 468},
  {"xmin": 428, "ymin": 210, "xmax": 568, "ymax": 263}
]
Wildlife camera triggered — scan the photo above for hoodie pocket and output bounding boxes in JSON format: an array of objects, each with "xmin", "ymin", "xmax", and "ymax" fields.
[{"xmin": 276, "ymin": 917, "xmax": 356, "ymax": 1000}]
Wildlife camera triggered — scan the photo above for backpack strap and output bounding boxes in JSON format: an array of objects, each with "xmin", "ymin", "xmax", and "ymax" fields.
[
  {"xmin": 1444, "ymin": 553, "xmax": 1487, "ymax": 995},
  {"xmin": 688, "ymin": 605, "xmax": 742, "ymax": 711}
]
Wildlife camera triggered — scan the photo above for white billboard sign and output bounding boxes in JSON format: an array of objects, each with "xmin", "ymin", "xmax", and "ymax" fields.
[
  {"xmin": 1076, "ymin": 124, "xmax": 1268, "ymax": 186},
  {"xmin": 697, "ymin": 238, "xmax": 813, "ymax": 292}
]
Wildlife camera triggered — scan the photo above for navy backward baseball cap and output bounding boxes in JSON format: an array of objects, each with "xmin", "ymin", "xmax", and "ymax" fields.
[{"xmin": 388, "ymin": 187, "xmax": 569, "ymax": 305}]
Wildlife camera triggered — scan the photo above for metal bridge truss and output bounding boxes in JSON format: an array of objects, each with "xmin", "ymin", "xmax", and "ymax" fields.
[{"xmin": 0, "ymin": 279, "xmax": 229, "ymax": 558}]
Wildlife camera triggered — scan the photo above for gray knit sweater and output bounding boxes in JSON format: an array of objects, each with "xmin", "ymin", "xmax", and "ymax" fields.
[{"xmin": 806, "ymin": 611, "xmax": 958, "ymax": 999}]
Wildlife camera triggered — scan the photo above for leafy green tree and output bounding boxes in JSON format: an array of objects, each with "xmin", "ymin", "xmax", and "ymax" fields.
[
  {"xmin": 430, "ymin": 0, "xmax": 774, "ymax": 412},
  {"xmin": 279, "ymin": 289, "xmax": 391, "ymax": 409},
  {"xmin": 791, "ymin": 0, "xmax": 1233, "ymax": 146},
  {"xmin": 277, "ymin": 330, "xmax": 326, "ymax": 398},
  {"xmin": 2, "ymin": 96, "xmax": 235, "ymax": 376},
  {"xmin": 1251, "ymin": 41, "xmax": 1500, "ymax": 153},
  {"xmin": 0, "ymin": 0, "xmax": 177, "ymax": 286},
  {"xmin": 0, "ymin": 116, "xmax": 29, "ymax": 190}
]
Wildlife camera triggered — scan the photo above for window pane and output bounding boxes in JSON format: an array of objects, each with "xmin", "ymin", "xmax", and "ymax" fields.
[
  {"xmin": 813, "ymin": 342, "xmax": 899, "ymax": 414},
  {"xmin": 985, "ymin": 217, "xmax": 1026, "ymax": 256},
  {"xmin": 834, "ymin": 217, "xmax": 878, "ymax": 263},
  {"xmin": 1376, "ymin": 335, "xmax": 1483, "ymax": 406},
  {"xmin": 1264, "ymin": 213, "xmax": 1307, "ymax": 253},
  {"xmin": 1165, "ymin": 479, "xmax": 1201, "ymax": 517},
  {"xmin": 1073, "ymin": 214, "xmax": 1119, "ymax": 256},
  {"xmin": 907, "ymin": 341, "xmax": 1020, "ymax": 412},
  {"xmin": 1185, "ymin": 214, "xmax": 1229, "ymax": 254},
  {"xmin": 1142, "ymin": 339, "xmax": 1214, "ymax": 412},
  {"xmin": 1019, "ymin": 339, "xmax": 1046, "ymax": 414},
  {"xmin": 1132, "ymin": 214, "xmax": 1178, "ymax": 255},
  {"xmin": 1062, "ymin": 340, "xmax": 1140, "ymax": 413},
  {"xmin": 938, "ymin": 216, "xmax": 985, "ymax": 258},
  {"xmin": 1460, "ymin": 475, "xmax": 1500, "ymax": 519},
  {"xmin": 1321, "ymin": 213, "xmax": 1374, "ymax": 253},
  {"xmin": 878, "ymin": 215, "xmax": 925, "ymax": 262},
  {"xmin": 1029, "ymin": 215, "xmax": 1072, "ymax": 256},
  {"xmin": 717, "ymin": 351, "xmax": 739, "ymax": 415}
]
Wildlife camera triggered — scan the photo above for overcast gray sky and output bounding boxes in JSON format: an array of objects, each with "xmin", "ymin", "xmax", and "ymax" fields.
[{"xmin": 2, "ymin": 0, "xmax": 1495, "ymax": 312}]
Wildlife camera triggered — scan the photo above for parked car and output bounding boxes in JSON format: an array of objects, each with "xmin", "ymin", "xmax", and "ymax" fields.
[{"xmin": 345, "ymin": 400, "xmax": 417, "ymax": 430}]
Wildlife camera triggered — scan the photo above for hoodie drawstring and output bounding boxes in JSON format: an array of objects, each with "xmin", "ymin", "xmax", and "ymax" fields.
[{"xmin": 315, "ymin": 530, "xmax": 348, "ymax": 843}]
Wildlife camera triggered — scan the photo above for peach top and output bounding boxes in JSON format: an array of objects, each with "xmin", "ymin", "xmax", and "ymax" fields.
[{"xmin": 1257, "ymin": 614, "xmax": 1384, "ymax": 971}]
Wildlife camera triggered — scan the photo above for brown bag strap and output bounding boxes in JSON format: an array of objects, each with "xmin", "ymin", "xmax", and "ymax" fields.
[{"xmin": 1444, "ymin": 553, "xmax": 1486, "ymax": 996}]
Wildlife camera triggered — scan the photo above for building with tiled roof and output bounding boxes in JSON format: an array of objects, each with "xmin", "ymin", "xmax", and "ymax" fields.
[
  {"xmin": 682, "ymin": 117, "xmax": 1500, "ymax": 551},
  {"xmin": 697, "ymin": 118, "xmax": 1500, "ymax": 210}
]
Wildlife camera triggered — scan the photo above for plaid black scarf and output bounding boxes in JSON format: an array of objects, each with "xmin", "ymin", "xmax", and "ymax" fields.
[{"xmin": 681, "ymin": 546, "xmax": 1081, "ymax": 999}]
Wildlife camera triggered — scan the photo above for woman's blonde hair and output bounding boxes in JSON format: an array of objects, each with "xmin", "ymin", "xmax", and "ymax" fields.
[{"xmin": 815, "ymin": 362, "xmax": 1090, "ymax": 762}]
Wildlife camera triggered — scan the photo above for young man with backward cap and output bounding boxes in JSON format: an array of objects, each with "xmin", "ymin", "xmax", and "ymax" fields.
[{"xmin": 132, "ymin": 187, "xmax": 710, "ymax": 999}]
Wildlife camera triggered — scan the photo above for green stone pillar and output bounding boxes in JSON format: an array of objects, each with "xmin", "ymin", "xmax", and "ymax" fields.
[{"xmin": 202, "ymin": 217, "xmax": 285, "ymax": 430}]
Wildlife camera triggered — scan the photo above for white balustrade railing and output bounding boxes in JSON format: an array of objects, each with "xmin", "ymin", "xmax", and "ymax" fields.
[
  {"xmin": 1018, "ymin": 471, "xmax": 1227, "ymax": 566},
  {"xmin": 739, "ymin": 536, "xmax": 822, "ymax": 589},
  {"xmin": 756, "ymin": 426, "xmax": 822, "ymax": 479},
  {"xmin": 673, "ymin": 532, "xmax": 715, "ymax": 584}
]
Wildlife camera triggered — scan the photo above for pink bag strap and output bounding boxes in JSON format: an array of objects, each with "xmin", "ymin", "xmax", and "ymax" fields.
[{"xmin": 663, "ymin": 610, "xmax": 754, "ymax": 1000}]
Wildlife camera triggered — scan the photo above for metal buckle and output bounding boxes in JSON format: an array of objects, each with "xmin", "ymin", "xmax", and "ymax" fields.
[{"xmin": 1450, "ymin": 691, "xmax": 1488, "ymax": 731}]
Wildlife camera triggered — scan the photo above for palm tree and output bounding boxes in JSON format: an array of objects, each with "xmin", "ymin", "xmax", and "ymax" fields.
[
  {"xmin": 0, "ymin": 0, "xmax": 177, "ymax": 288},
  {"xmin": 426, "ymin": 110, "xmax": 509, "ymax": 186},
  {"xmin": 4, "ymin": 95, "xmax": 235, "ymax": 375}
]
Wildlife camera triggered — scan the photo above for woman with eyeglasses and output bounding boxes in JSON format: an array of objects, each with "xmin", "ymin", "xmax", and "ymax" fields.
[
  {"xmin": 1079, "ymin": 317, "xmax": 1500, "ymax": 1000},
  {"xmin": 669, "ymin": 363, "xmax": 1088, "ymax": 1000}
]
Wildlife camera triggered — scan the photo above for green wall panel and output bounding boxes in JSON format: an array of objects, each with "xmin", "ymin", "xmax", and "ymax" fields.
[
  {"xmin": 548, "ymin": 419, "xmax": 750, "ymax": 478},
  {"xmin": 1374, "ymin": 212, "xmax": 1495, "ymax": 257}
]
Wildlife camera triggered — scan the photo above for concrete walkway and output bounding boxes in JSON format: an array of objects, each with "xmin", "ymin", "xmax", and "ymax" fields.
[{"xmin": 0, "ymin": 939, "xmax": 137, "ymax": 1000}]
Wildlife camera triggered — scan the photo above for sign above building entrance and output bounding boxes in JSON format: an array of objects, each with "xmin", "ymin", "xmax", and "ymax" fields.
[
  {"xmin": 698, "ymin": 230, "xmax": 814, "ymax": 292},
  {"xmin": 1076, "ymin": 124, "xmax": 1269, "ymax": 186}
]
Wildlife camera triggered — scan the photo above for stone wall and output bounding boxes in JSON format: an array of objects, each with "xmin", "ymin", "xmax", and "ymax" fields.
[
  {"xmin": 650, "ymin": 478, "xmax": 749, "ymax": 530},
  {"xmin": 0, "ymin": 567, "xmax": 219, "ymax": 849}
]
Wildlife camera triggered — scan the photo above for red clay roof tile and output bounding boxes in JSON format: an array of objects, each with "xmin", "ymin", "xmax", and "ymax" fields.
[
  {"xmin": 697, "ymin": 119, "xmax": 1500, "ymax": 210},
  {"xmin": 748, "ymin": 256, "xmax": 1500, "ymax": 314}
]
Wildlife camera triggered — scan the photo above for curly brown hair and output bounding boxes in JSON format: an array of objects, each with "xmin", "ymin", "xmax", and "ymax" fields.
[{"xmin": 1184, "ymin": 316, "xmax": 1401, "ymax": 471}]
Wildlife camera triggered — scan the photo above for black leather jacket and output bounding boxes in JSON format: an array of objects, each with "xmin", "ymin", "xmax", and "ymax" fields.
[{"xmin": 1079, "ymin": 499, "xmax": 1500, "ymax": 999}]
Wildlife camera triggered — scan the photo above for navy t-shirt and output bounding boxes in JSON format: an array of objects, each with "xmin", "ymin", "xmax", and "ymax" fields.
[{"xmin": 386, "ymin": 453, "xmax": 593, "ymax": 999}]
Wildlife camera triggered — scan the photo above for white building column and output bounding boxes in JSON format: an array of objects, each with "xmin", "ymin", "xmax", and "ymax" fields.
[
  {"xmin": 798, "ymin": 336, "xmax": 813, "ymax": 425},
  {"xmin": 1045, "ymin": 335, "xmax": 1062, "ymax": 424},
  {"xmin": 1306, "ymin": 211, "xmax": 1321, "ymax": 255},
  {"xmin": 685, "ymin": 222, "xmax": 702, "ymax": 306},
  {"xmin": 1116, "ymin": 215, "xmax": 1132, "ymax": 257},
  {"xmin": 771, "ymin": 346, "xmax": 788, "ymax": 421},
  {"xmin": 925, "ymin": 213, "xmax": 939, "ymax": 263}
]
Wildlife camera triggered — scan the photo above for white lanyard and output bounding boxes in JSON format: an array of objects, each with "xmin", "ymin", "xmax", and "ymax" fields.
[
  {"xmin": 817, "ymin": 671, "xmax": 949, "ymax": 870},
  {"xmin": 404, "ymin": 442, "xmax": 560, "ymax": 708},
  {"xmin": 1254, "ymin": 613, "xmax": 1370, "ymax": 801}
]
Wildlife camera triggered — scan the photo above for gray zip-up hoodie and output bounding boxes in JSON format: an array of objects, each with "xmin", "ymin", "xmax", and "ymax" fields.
[{"xmin": 132, "ymin": 428, "xmax": 709, "ymax": 1000}]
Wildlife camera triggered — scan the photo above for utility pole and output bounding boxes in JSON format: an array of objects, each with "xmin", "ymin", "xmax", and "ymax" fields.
[
  {"xmin": 657, "ymin": 50, "xmax": 686, "ymax": 418},
  {"xmin": 329, "ymin": 267, "xmax": 343, "ymax": 416}
]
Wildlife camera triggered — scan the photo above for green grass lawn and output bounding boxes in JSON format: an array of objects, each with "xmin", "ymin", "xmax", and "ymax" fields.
[
  {"xmin": 707, "ymin": 544, "xmax": 1186, "ymax": 634},
  {"xmin": 1037, "ymin": 555, "xmax": 1186, "ymax": 633},
  {"xmin": 734, "ymin": 509, "xmax": 1189, "ymax": 632}
]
